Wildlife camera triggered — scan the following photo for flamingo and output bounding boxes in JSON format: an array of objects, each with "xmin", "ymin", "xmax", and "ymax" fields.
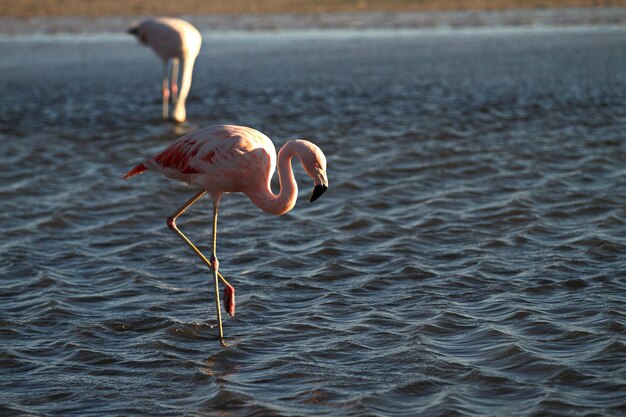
[
  {"xmin": 123, "ymin": 125, "xmax": 329, "ymax": 342},
  {"xmin": 128, "ymin": 17, "xmax": 202, "ymax": 123}
]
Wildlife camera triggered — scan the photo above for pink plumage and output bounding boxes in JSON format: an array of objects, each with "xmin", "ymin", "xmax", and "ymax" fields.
[
  {"xmin": 128, "ymin": 17, "xmax": 202, "ymax": 123},
  {"xmin": 123, "ymin": 163, "xmax": 146, "ymax": 179},
  {"xmin": 123, "ymin": 125, "xmax": 329, "ymax": 342}
]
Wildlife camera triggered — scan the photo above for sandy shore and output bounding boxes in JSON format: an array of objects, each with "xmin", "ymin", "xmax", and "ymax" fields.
[
  {"xmin": 1, "ymin": 7, "xmax": 625, "ymax": 35},
  {"xmin": 1, "ymin": 0, "xmax": 625, "ymax": 17}
]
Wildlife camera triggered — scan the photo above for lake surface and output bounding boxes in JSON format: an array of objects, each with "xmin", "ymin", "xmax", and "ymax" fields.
[{"xmin": 1, "ymin": 25, "xmax": 625, "ymax": 416}]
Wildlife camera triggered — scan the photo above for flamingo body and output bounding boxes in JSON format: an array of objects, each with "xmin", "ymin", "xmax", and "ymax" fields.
[
  {"xmin": 124, "ymin": 125, "xmax": 329, "ymax": 341},
  {"xmin": 130, "ymin": 125, "xmax": 275, "ymax": 199},
  {"xmin": 125, "ymin": 125, "xmax": 328, "ymax": 214},
  {"xmin": 128, "ymin": 17, "xmax": 202, "ymax": 123}
]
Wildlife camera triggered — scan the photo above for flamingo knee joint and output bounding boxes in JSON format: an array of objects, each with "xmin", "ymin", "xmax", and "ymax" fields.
[{"xmin": 210, "ymin": 255, "xmax": 219, "ymax": 272}]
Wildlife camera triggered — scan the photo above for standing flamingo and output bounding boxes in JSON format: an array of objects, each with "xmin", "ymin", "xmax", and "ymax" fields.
[
  {"xmin": 123, "ymin": 125, "xmax": 329, "ymax": 342},
  {"xmin": 128, "ymin": 17, "xmax": 202, "ymax": 123}
]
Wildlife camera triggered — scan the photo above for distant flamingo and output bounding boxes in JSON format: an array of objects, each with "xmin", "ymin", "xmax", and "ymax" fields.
[
  {"xmin": 128, "ymin": 17, "xmax": 202, "ymax": 123},
  {"xmin": 123, "ymin": 125, "xmax": 329, "ymax": 341}
]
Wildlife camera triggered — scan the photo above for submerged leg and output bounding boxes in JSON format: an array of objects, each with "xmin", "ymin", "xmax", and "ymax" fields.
[
  {"xmin": 209, "ymin": 201, "xmax": 224, "ymax": 340},
  {"xmin": 166, "ymin": 191, "xmax": 235, "ymax": 342}
]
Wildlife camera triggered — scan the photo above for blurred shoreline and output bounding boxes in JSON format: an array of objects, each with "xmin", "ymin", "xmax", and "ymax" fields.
[
  {"xmin": 1, "ymin": 7, "xmax": 625, "ymax": 35},
  {"xmin": 2, "ymin": 0, "xmax": 625, "ymax": 17}
]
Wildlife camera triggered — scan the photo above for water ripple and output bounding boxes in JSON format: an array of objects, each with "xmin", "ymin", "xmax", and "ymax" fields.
[{"xmin": 2, "ymin": 27, "xmax": 626, "ymax": 416}]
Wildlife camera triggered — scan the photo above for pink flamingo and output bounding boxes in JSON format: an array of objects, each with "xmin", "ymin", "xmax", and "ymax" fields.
[
  {"xmin": 128, "ymin": 17, "xmax": 202, "ymax": 123},
  {"xmin": 123, "ymin": 125, "xmax": 329, "ymax": 341}
]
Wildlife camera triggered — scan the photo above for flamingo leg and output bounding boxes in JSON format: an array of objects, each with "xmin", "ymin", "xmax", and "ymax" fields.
[
  {"xmin": 170, "ymin": 58, "xmax": 180, "ymax": 108},
  {"xmin": 210, "ymin": 200, "xmax": 224, "ymax": 343},
  {"xmin": 166, "ymin": 190, "xmax": 232, "ymax": 342},
  {"xmin": 162, "ymin": 60, "xmax": 170, "ymax": 120}
]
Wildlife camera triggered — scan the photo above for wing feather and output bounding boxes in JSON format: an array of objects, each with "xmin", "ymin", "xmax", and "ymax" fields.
[{"xmin": 142, "ymin": 125, "xmax": 276, "ymax": 194}]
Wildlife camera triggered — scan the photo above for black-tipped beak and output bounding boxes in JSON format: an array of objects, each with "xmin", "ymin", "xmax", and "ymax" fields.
[
  {"xmin": 310, "ymin": 184, "xmax": 328, "ymax": 202},
  {"xmin": 127, "ymin": 27, "xmax": 138, "ymax": 35}
]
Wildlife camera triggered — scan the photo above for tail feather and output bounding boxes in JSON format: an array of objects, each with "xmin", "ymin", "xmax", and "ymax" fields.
[{"xmin": 123, "ymin": 163, "xmax": 147, "ymax": 179}]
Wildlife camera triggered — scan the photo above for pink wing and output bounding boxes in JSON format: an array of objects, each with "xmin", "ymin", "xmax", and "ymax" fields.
[
  {"xmin": 152, "ymin": 136, "xmax": 211, "ymax": 175},
  {"xmin": 122, "ymin": 134, "xmax": 208, "ymax": 179},
  {"xmin": 126, "ymin": 126, "xmax": 277, "ymax": 195}
]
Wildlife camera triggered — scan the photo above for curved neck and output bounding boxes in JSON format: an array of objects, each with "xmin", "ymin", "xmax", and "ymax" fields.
[{"xmin": 247, "ymin": 142, "xmax": 299, "ymax": 215}]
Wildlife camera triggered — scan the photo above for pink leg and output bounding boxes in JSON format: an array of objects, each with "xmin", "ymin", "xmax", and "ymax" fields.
[
  {"xmin": 166, "ymin": 191, "xmax": 236, "ymax": 343},
  {"xmin": 162, "ymin": 61, "xmax": 170, "ymax": 120},
  {"xmin": 170, "ymin": 58, "xmax": 180, "ymax": 107}
]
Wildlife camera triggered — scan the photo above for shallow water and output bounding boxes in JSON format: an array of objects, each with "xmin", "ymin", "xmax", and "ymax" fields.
[{"xmin": 1, "ymin": 27, "xmax": 626, "ymax": 416}]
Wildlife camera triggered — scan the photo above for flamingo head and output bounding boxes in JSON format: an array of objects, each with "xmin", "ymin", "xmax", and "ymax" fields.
[
  {"xmin": 127, "ymin": 24, "xmax": 148, "ymax": 45},
  {"xmin": 223, "ymin": 284, "xmax": 235, "ymax": 317},
  {"xmin": 292, "ymin": 140, "xmax": 329, "ymax": 202}
]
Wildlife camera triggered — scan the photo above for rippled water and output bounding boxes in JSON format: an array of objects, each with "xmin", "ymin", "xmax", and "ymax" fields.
[{"xmin": 1, "ymin": 26, "xmax": 626, "ymax": 416}]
